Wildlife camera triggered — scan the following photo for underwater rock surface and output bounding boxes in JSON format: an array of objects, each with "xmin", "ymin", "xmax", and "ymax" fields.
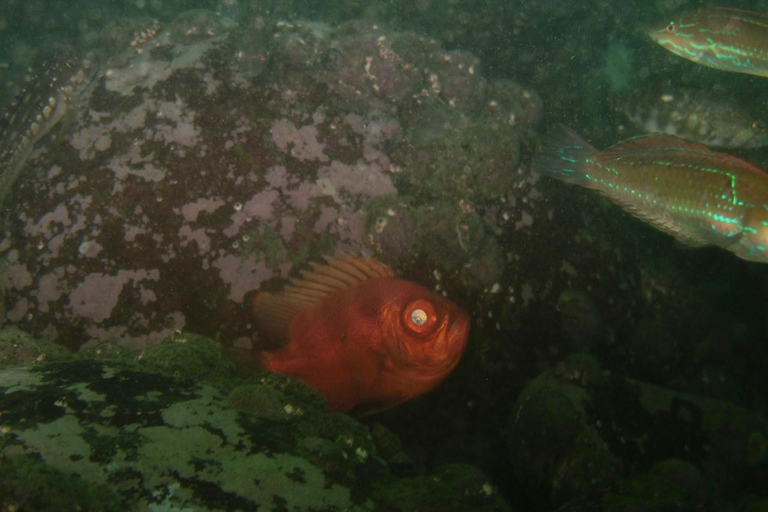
[
  {"xmin": 0, "ymin": 329, "xmax": 507, "ymax": 512},
  {"xmin": 507, "ymin": 354, "xmax": 768, "ymax": 510},
  {"xmin": 0, "ymin": 11, "xmax": 540, "ymax": 351},
  {"xmin": 2, "ymin": 6, "xmax": 767, "ymax": 512}
]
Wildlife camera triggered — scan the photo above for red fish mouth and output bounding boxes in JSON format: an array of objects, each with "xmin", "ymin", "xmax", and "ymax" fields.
[
  {"xmin": 452, "ymin": 312, "xmax": 470, "ymax": 337},
  {"xmin": 444, "ymin": 312, "xmax": 470, "ymax": 355}
]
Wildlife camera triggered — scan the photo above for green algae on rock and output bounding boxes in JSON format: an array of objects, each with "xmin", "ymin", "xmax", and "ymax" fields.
[
  {"xmin": 138, "ymin": 331, "xmax": 236, "ymax": 381},
  {"xmin": 0, "ymin": 453, "xmax": 125, "ymax": 512},
  {"xmin": 0, "ymin": 360, "xmax": 365, "ymax": 511},
  {"xmin": 0, "ymin": 334, "xmax": 509, "ymax": 511},
  {"xmin": 0, "ymin": 327, "xmax": 74, "ymax": 368}
]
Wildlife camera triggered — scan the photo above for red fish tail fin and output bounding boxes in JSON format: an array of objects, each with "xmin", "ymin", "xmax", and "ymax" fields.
[{"xmin": 532, "ymin": 125, "xmax": 598, "ymax": 187}]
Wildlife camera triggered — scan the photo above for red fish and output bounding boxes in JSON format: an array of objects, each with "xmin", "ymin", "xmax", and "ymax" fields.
[{"xmin": 251, "ymin": 255, "xmax": 470, "ymax": 413}]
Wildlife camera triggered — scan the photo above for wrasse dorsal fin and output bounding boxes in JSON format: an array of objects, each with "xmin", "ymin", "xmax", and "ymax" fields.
[
  {"xmin": 252, "ymin": 255, "xmax": 394, "ymax": 341},
  {"xmin": 600, "ymin": 135, "xmax": 712, "ymax": 160},
  {"xmin": 602, "ymin": 135, "xmax": 768, "ymax": 178},
  {"xmin": 705, "ymin": 7, "xmax": 768, "ymax": 26}
]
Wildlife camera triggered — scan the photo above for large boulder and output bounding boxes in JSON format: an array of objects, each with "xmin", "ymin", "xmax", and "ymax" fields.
[{"xmin": 0, "ymin": 11, "xmax": 540, "ymax": 350}]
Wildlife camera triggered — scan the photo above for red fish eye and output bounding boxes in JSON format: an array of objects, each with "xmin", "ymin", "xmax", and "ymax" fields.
[
  {"xmin": 752, "ymin": 120, "xmax": 767, "ymax": 134},
  {"xmin": 666, "ymin": 22, "xmax": 677, "ymax": 34},
  {"xmin": 403, "ymin": 299, "xmax": 438, "ymax": 335}
]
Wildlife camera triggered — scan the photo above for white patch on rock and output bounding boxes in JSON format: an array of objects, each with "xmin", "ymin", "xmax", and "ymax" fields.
[
  {"xmin": 265, "ymin": 165, "xmax": 289, "ymax": 188},
  {"xmin": 178, "ymin": 225, "xmax": 211, "ymax": 254},
  {"xmin": 212, "ymin": 254, "xmax": 269, "ymax": 303},
  {"xmin": 105, "ymin": 34, "xmax": 223, "ymax": 96},
  {"xmin": 37, "ymin": 273, "xmax": 63, "ymax": 313},
  {"xmin": 515, "ymin": 211, "xmax": 534, "ymax": 229},
  {"xmin": 270, "ymin": 118, "xmax": 329, "ymax": 162},
  {"xmin": 150, "ymin": 98, "xmax": 202, "ymax": 149},
  {"xmin": 47, "ymin": 166, "xmax": 62, "ymax": 179},
  {"xmin": 180, "ymin": 197, "xmax": 225, "ymax": 222},
  {"xmin": 68, "ymin": 269, "xmax": 160, "ymax": 323},
  {"xmin": 223, "ymin": 190, "xmax": 279, "ymax": 237},
  {"xmin": 7, "ymin": 298, "xmax": 29, "ymax": 322},
  {"xmin": 316, "ymin": 160, "xmax": 396, "ymax": 198},
  {"xmin": 2, "ymin": 264, "xmax": 33, "ymax": 290},
  {"xmin": 108, "ymin": 153, "xmax": 167, "ymax": 184}
]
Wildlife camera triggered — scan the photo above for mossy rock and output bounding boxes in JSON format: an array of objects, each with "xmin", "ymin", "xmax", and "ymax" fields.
[
  {"xmin": 0, "ymin": 454, "xmax": 125, "ymax": 512},
  {"xmin": 371, "ymin": 463, "xmax": 507, "ymax": 512},
  {"xmin": 138, "ymin": 331, "xmax": 236, "ymax": 381},
  {"xmin": 0, "ymin": 327, "xmax": 74, "ymax": 368},
  {"xmin": 78, "ymin": 339, "xmax": 137, "ymax": 363}
]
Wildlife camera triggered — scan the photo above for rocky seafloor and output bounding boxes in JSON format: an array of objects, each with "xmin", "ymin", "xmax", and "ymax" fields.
[
  {"xmin": 0, "ymin": 329, "xmax": 509, "ymax": 511},
  {"xmin": 0, "ymin": 2, "xmax": 767, "ymax": 511}
]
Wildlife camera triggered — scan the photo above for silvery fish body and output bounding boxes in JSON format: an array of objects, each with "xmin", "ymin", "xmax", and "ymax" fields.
[
  {"xmin": 533, "ymin": 126, "xmax": 768, "ymax": 264},
  {"xmin": 621, "ymin": 89, "xmax": 768, "ymax": 149},
  {"xmin": 0, "ymin": 55, "xmax": 96, "ymax": 210}
]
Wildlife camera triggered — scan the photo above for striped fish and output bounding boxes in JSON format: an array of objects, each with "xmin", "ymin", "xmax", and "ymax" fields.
[
  {"xmin": 0, "ymin": 55, "xmax": 97, "ymax": 210},
  {"xmin": 620, "ymin": 88, "xmax": 768, "ymax": 149},
  {"xmin": 648, "ymin": 7, "xmax": 768, "ymax": 78},
  {"xmin": 533, "ymin": 126, "xmax": 768, "ymax": 264}
]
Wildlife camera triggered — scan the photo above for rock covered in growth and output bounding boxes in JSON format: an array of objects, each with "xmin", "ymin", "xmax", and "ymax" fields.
[
  {"xmin": 0, "ymin": 329, "xmax": 509, "ymax": 512},
  {"xmin": 0, "ymin": 10, "xmax": 540, "ymax": 351},
  {"xmin": 506, "ymin": 354, "xmax": 768, "ymax": 510},
  {"xmin": 0, "ymin": 326, "xmax": 74, "ymax": 367}
]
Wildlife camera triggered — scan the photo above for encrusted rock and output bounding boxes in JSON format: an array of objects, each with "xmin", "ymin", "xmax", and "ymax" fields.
[
  {"xmin": 0, "ymin": 333, "xmax": 510, "ymax": 512},
  {"xmin": 0, "ymin": 11, "xmax": 540, "ymax": 352}
]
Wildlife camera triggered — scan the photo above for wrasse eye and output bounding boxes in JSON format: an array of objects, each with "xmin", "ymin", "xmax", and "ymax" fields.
[
  {"xmin": 751, "ymin": 120, "xmax": 767, "ymax": 134},
  {"xmin": 666, "ymin": 21, "xmax": 677, "ymax": 34},
  {"xmin": 403, "ymin": 299, "xmax": 438, "ymax": 336}
]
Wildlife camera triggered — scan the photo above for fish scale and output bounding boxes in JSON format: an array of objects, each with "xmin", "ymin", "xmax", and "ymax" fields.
[
  {"xmin": 534, "ymin": 126, "xmax": 768, "ymax": 263},
  {"xmin": 0, "ymin": 55, "xmax": 96, "ymax": 210}
]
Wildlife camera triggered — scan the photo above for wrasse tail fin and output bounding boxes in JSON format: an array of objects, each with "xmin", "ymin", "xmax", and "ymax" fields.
[
  {"xmin": 253, "ymin": 255, "xmax": 394, "ymax": 343},
  {"xmin": 532, "ymin": 125, "xmax": 599, "ymax": 187}
]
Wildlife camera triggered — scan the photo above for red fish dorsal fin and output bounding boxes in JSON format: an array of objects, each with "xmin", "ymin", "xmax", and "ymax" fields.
[{"xmin": 252, "ymin": 255, "xmax": 394, "ymax": 342}]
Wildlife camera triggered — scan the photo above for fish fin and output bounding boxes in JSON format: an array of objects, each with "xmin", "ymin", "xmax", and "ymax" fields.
[
  {"xmin": 532, "ymin": 125, "xmax": 599, "ymax": 186},
  {"xmin": 252, "ymin": 255, "xmax": 394, "ymax": 341},
  {"xmin": 607, "ymin": 199, "xmax": 711, "ymax": 247},
  {"xmin": 706, "ymin": 7, "xmax": 768, "ymax": 27},
  {"xmin": 657, "ymin": 222, "xmax": 710, "ymax": 247},
  {"xmin": 601, "ymin": 134, "xmax": 712, "ymax": 160},
  {"xmin": 693, "ymin": 227, "xmax": 743, "ymax": 248},
  {"xmin": 601, "ymin": 135, "xmax": 767, "ymax": 176},
  {"xmin": 672, "ymin": 234, "xmax": 710, "ymax": 248}
]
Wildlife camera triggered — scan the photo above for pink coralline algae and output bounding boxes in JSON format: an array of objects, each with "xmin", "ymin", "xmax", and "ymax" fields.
[
  {"xmin": 0, "ymin": 10, "xmax": 541, "ymax": 351},
  {"xmin": 69, "ymin": 270, "xmax": 160, "ymax": 323},
  {"xmin": 179, "ymin": 198, "xmax": 225, "ymax": 222},
  {"xmin": 270, "ymin": 119, "xmax": 330, "ymax": 162}
]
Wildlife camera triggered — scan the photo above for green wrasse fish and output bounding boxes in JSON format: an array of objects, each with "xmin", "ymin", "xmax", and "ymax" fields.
[
  {"xmin": 648, "ymin": 7, "xmax": 768, "ymax": 78},
  {"xmin": 620, "ymin": 88, "xmax": 768, "ymax": 149},
  {"xmin": 533, "ymin": 126, "xmax": 768, "ymax": 263}
]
